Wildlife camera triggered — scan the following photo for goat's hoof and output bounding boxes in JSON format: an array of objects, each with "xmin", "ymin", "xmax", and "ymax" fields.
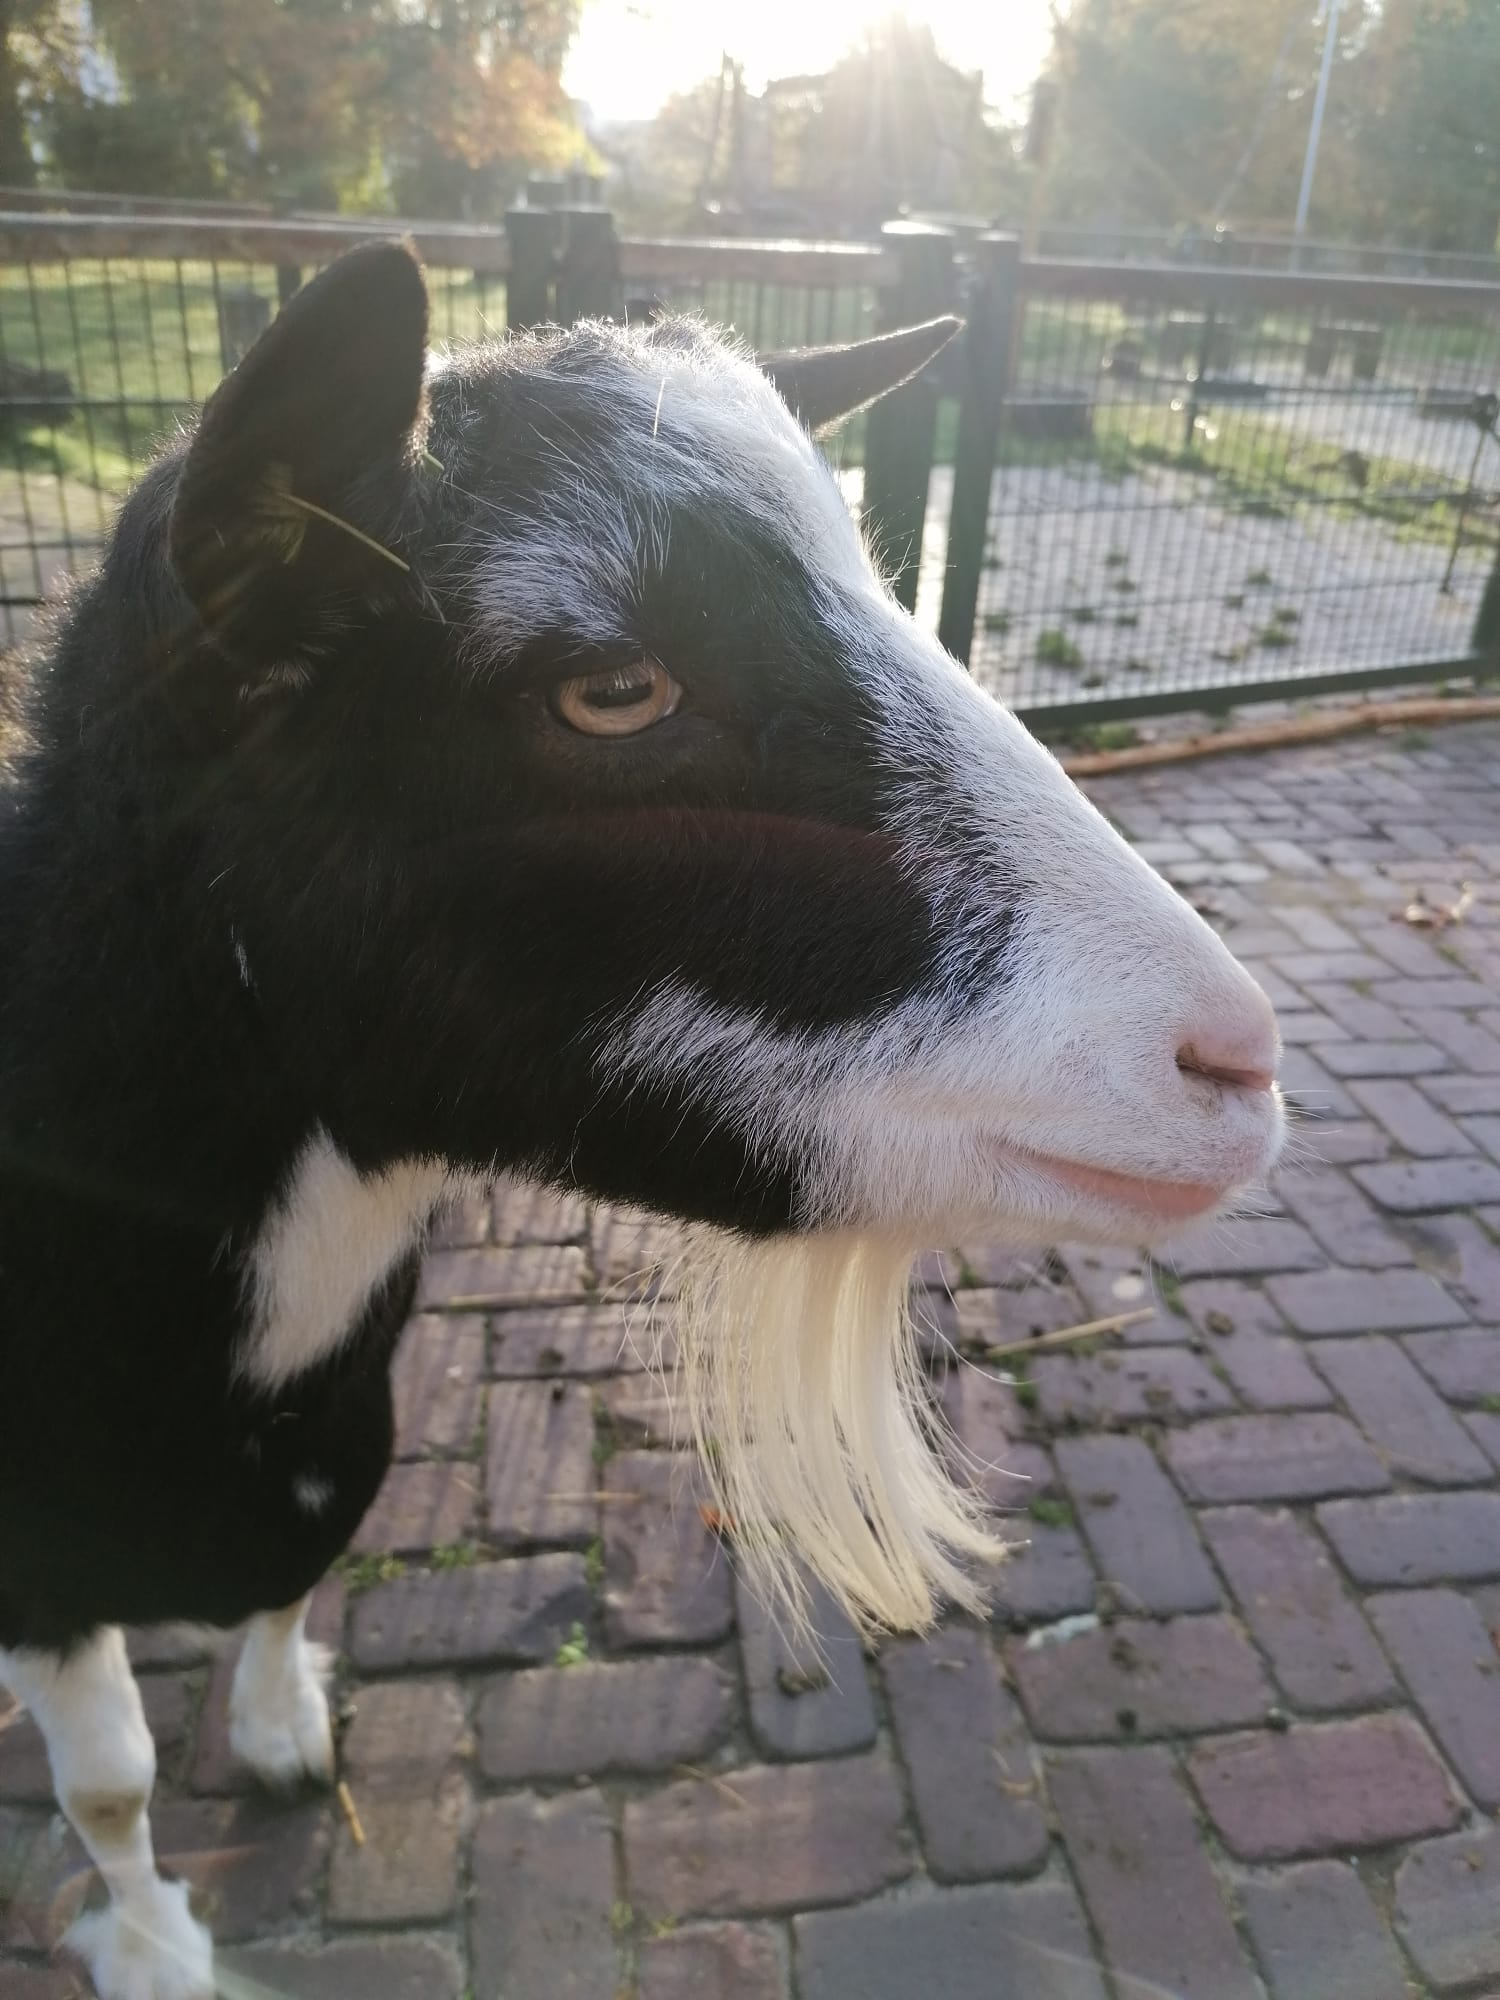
[
  {"xmin": 65, "ymin": 1875, "xmax": 214, "ymax": 2000},
  {"xmin": 228, "ymin": 1641, "xmax": 335, "ymax": 1790}
]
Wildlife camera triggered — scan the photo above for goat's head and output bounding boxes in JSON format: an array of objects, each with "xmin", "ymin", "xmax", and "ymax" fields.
[{"xmin": 148, "ymin": 243, "xmax": 1283, "ymax": 1629}]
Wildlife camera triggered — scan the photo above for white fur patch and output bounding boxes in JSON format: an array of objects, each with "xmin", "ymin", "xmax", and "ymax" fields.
[
  {"xmin": 0, "ymin": 1631, "xmax": 215, "ymax": 2000},
  {"xmin": 668, "ymin": 1227, "xmax": 1003, "ymax": 1634},
  {"xmin": 291, "ymin": 1472, "xmax": 335, "ymax": 1514},
  {"xmin": 228, "ymin": 1598, "xmax": 334, "ymax": 1790},
  {"xmin": 241, "ymin": 1128, "xmax": 482, "ymax": 1390}
]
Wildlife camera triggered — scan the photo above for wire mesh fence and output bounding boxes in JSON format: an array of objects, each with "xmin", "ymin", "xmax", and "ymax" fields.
[
  {"xmin": 0, "ymin": 224, "xmax": 510, "ymax": 644},
  {"xmin": 951, "ymin": 268, "xmax": 1500, "ymax": 717},
  {"xmin": 2, "ymin": 213, "xmax": 1498, "ymax": 720}
]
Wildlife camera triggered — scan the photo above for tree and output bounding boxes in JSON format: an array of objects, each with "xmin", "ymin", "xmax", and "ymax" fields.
[
  {"xmin": 1350, "ymin": 0, "xmax": 1500, "ymax": 255},
  {"xmin": 1038, "ymin": 0, "xmax": 1375, "ymax": 238},
  {"xmin": 9, "ymin": 0, "xmax": 586, "ymax": 213}
]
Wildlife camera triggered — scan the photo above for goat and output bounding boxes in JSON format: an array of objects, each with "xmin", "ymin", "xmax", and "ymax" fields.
[{"xmin": 0, "ymin": 243, "xmax": 1283, "ymax": 1999}]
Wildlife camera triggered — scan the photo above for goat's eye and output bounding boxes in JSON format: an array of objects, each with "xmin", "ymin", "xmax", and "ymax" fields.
[{"xmin": 550, "ymin": 658, "xmax": 681, "ymax": 737}]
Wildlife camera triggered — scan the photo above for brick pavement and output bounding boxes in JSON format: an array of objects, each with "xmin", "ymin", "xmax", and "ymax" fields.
[{"xmin": 2, "ymin": 719, "xmax": 1499, "ymax": 1998}]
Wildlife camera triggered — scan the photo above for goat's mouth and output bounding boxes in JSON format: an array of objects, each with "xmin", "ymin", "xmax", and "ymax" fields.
[{"xmin": 985, "ymin": 1141, "xmax": 1237, "ymax": 1223}]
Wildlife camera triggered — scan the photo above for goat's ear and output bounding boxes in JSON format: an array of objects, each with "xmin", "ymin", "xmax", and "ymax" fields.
[
  {"xmin": 170, "ymin": 241, "xmax": 428, "ymax": 656},
  {"xmin": 761, "ymin": 316, "xmax": 962, "ymax": 433}
]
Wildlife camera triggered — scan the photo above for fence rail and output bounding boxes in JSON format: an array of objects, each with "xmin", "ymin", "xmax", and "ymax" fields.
[{"xmin": 1, "ymin": 204, "xmax": 1497, "ymax": 723}]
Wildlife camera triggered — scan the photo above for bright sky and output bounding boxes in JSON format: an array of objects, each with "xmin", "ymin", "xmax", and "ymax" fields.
[{"xmin": 564, "ymin": 0, "xmax": 1058, "ymax": 125}]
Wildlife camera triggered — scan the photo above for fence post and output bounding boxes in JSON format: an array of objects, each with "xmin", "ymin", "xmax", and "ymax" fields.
[
  {"xmin": 504, "ymin": 204, "xmax": 557, "ymax": 331},
  {"xmin": 862, "ymin": 220, "xmax": 956, "ymax": 613},
  {"xmin": 555, "ymin": 206, "xmax": 619, "ymax": 325},
  {"xmin": 937, "ymin": 232, "xmax": 1021, "ymax": 667}
]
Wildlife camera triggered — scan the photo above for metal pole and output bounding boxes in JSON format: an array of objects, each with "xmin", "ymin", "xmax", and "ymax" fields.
[{"xmin": 1294, "ymin": 0, "xmax": 1343, "ymax": 250}]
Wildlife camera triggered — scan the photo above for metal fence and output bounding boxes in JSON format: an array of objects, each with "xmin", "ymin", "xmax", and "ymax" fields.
[
  {"xmin": 2, "ymin": 204, "xmax": 1498, "ymax": 724},
  {"xmin": 943, "ymin": 251, "xmax": 1500, "ymax": 719}
]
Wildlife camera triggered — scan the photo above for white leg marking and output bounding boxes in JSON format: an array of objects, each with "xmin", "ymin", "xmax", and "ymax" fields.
[
  {"xmin": 0, "ymin": 1630, "xmax": 214, "ymax": 2000},
  {"xmin": 227, "ymin": 1596, "xmax": 334, "ymax": 1790}
]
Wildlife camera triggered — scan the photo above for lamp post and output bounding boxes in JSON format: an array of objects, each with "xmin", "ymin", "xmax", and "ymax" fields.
[{"xmin": 1293, "ymin": 0, "xmax": 1344, "ymax": 260}]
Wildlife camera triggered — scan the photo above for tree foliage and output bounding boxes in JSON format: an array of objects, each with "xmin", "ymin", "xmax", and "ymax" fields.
[
  {"xmin": 8, "ymin": 0, "xmax": 587, "ymax": 213},
  {"xmin": 1039, "ymin": 0, "xmax": 1499, "ymax": 255}
]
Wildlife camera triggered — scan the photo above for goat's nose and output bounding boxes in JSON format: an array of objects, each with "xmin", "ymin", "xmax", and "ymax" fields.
[
  {"xmin": 1178, "ymin": 1047, "xmax": 1276, "ymax": 1093},
  {"xmin": 1176, "ymin": 983, "xmax": 1280, "ymax": 1095}
]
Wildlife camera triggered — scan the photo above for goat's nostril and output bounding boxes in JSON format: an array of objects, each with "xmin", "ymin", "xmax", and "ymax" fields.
[{"xmin": 1177, "ymin": 1047, "xmax": 1276, "ymax": 1094}]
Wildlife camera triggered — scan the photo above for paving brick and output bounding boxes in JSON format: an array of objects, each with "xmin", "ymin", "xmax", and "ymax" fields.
[
  {"xmin": 598, "ymin": 1372, "xmax": 690, "ymax": 1450},
  {"xmin": 1297, "ymin": 1117, "xmax": 1393, "ymax": 1166},
  {"xmin": 1316, "ymin": 1040, "xmax": 1451, "ymax": 1078},
  {"xmin": 882, "ymin": 1624, "xmax": 1048, "ymax": 1881},
  {"xmin": 124, "ymin": 1624, "xmax": 218, "ymax": 1670},
  {"xmin": 419, "ymin": 1242, "xmax": 589, "ymax": 1308},
  {"xmin": 1009, "ymin": 1613, "xmax": 1272, "ymax": 1740},
  {"xmin": 1311, "ymin": 1336, "xmax": 1492, "ymax": 1484},
  {"xmin": 602, "ymin": 1451, "xmax": 732, "ymax": 1647},
  {"xmin": 1265, "ymin": 1267, "xmax": 1467, "ymax": 1335},
  {"xmin": 477, "ymin": 1657, "xmax": 732, "ymax": 1781},
  {"xmin": 1239, "ymin": 1860, "xmax": 1409, "ymax": 2000},
  {"xmin": 471, "ymin": 1790, "xmax": 617, "ymax": 2000},
  {"xmin": 951, "ymin": 1283, "xmax": 1098, "ymax": 1350},
  {"xmin": 1398, "ymin": 1210, "xmax": 1500, "ymax": 1320},
  {"xmin": 391, "ymin": 1315, "xmax": 485, "ymax": 1457},
  {"xmin": 638, "ymin": 1924, "xmax": 787, "ymax": 2000},
  {"xmin": 736, "ymin": 1574, "xmax": 875, "ymax": 1760},
  {"xmin": 795, "ymin": 1878, "xmax": 1108, "ymax": 2000},
  {"xmin": 1367, "ymin": 1588, "xmax": 1500, "ymax": 1809},
  {"xmin": 347, "ymin": 1554, "xmax": 591, "ymax": 1669},
  {"xmin": 1394, "ymin": 1826, "xmax": 1500, "ymax": 1992},
  {"xmin": 151, "ymin": 1796, "xmax": 329, "ymax": 1943},
  {"xmin": 1403, "ymin": 1326, "xmax": 1500, "ymax": 1403},
  {"xmin": 990, "ymin": 1521, "xmax": 1098, "ymax": 1627},
  {"xmin": 1030, "ymin": 1346, "xmax": 1235, "ymax": 1426},
  {"xmin": 1055, "ymin": 1244, "xmax": 1190, "ymax": 1342},
  {"xmin": 1200, "ymin": 1507, "xmax": 1394, "ymax": 1713},
  {"xmin": 1411, "ymin": 1009, "xmax": 1500, "ymax": 1072},
  {"xmin": 1468, "ymin": 1112, "xmax": 1500, "ymax": 1160},
  {"xmin": 219, "ymin": 1937, "xmax": 464, "ymax": 2000},
  {"xmin": 0, "ymin": 1965, "xmax": 86, "ymax": 1999},
  {"xmin": 1464, "ymin": 1406, "xmax": 1500, "ymax": 1468},
  {"xmin": 349, "ymin": 1461, "xmax": 478, "ymax": 1555},
  {"xmin": 485, "ymin": 1378, "xmax": 595, "ymax": 1548},
  {"xmin": 1317, "ymin": 1492, "xmax": 1500, "ymax": 1586},
  {"xmin": 1273, "ymin": 952, "xmax": 1395, "ymax": 986},
  {"xmin": 429, "ymin": 1192, "xmax": 491, "ymax": 1247},
  {"xmin": 1166, "ymin": 1413, "xmax": 1388, "ymax": 1503},
  {"xmin": 1301, "ymin": 983, "xmax": 1412, "ymax": 1041},
  {"xmin": 1049, "ymin": 1746, "xmax": 1259, "ymax": 2000},
  {"xmin": 1188, "ymin": 1714, "xmax": 1460, "ymax": 1859},
  {"xmin": 1179, "ymin": 1280, "xmax": 1333, "ymax": 1410},
  {"xmin": 1423, "ymin": 1073, "xmax": 1500, "ymax": 1114},
  {"xmin": 1274, "ymin": 1169, "xmax": 1412, "ymax": 1268},
  {"xmin": 1163, "ymin": 1218, "xmax": 1327, "ymax": 1280},
  {"xmin": 489, "ymin": 1303, "xmax": 651, "ymax": 1377},
  {"xmin": 327, "ymin": 1772, "xmax": 467, "ymax": 1924},
  {"xmin": 339, "ymin": 1678, "xmax": 467, "ymax": 1791},
  {"xmin": 592, "ymin": 1208, "xmax": 686, "ymax": 1299},
  {"xmin": 491, "ymin": 1177, "xmax": 589, "ymax": 1243},
  {"xmin": 1054, "ymin": 1435, "xmax": 1219, "ymax": 1614},
  {"xmin": 1355, "ymin": 1155, "xmax": 1500, "ymax": 1212},
  {"xmin": 1348, "ymin": 1077, "xmax": 1474, "ymax": 1155},
  {"xmin": 1275, "ymin": 1047, "xmax": 1358, "ymax": 1120},
  {"xmin": 625, "ymin": 1756, "xmax": 911, "ymax": 1919}
]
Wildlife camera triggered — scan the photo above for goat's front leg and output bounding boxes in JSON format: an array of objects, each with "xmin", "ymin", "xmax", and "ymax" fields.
[
  {"xmin": 0, "ymin": 1629, "xmax": 213, "ymax": 2000},
  {"xmin": 227, "ymin": 1594, "xmax": 334, "ymax": 1790}
]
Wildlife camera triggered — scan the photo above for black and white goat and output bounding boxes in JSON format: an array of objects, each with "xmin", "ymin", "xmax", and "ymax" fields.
[{"xmin": 0, "ymin": 244, "xmax": 1282, "ymax": 1998}]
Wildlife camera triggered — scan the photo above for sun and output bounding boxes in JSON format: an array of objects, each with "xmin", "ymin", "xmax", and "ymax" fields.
[{"xmin": 564, "ymin": 0, "xmax": 1055, "ymax": 125}]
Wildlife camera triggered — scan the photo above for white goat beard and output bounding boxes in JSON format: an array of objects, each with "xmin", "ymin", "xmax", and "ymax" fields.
[{"xmin": 666, "ymin": 1225, "xmax": 1009, "ymax": 1634}]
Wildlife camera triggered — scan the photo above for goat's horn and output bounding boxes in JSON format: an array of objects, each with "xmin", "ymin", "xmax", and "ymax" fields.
[{"xmin": 760, "ymin": 316, "xmax": 962, "ymax": 433}]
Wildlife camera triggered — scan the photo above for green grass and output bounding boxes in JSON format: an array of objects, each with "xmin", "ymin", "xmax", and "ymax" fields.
[
  {"xmin": 1036, "ymin": 627, "xmax": 1084, "ymax": 670},
  {"xmin": 553, "ymin": 1621, "xmax": 591, "ymax": 1668},
  {"xmin": 1028, "ymin": 1496, "xmax": 1075, "ymax": 1529}
]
